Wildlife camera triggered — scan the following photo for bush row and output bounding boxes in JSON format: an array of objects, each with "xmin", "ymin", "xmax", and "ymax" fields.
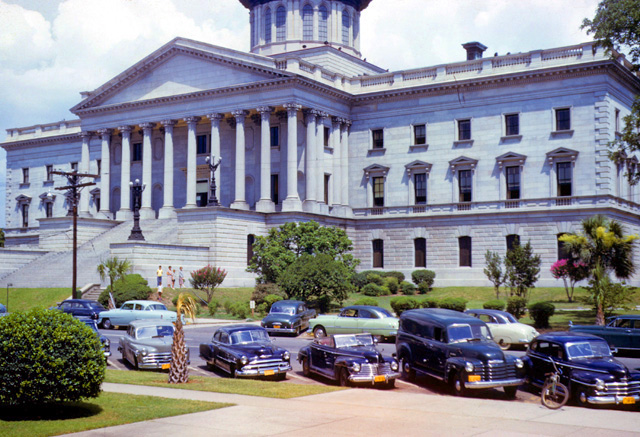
[{"xmin": 390, "ymin": 296, "xmax": 468, "ymax": 316}]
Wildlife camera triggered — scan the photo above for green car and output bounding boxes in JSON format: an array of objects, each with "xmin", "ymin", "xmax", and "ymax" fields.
[{"xmin": 309, "ymin": 305, "xmax": 399, "ymax": 341}]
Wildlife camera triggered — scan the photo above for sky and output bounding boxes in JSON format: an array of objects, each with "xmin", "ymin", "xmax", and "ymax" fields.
[{"xmin": 0, "ymin": 0, "xmax": 602, "ymax": 227}]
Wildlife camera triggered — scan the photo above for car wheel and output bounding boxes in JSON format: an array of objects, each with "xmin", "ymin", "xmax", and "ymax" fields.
[
  {"xmin": 400, "ymin": 355, "xmax": 415, "ymax": 382},
  {"xmin": 301, "ymin": 356, "xmax": 311, "ymax": 377},
  {"xmin": 504, "ymin": 386, "xmax": 518, "ymax": 399},
  {"xmin": 451, "ymin": 371, "xmax": 467, "ymax": 397},
  {"xmin": 133, "ymin": 357, "xmax": 139, "ymax": 370},
  {"xmin": 313, "ymin": 326, "xmax": 326, "ymax": 338},
  {"xmin": 339, "ymin": 368, "xmax": 351, "ymax": 387},
  {"xmin": 102, "ymin": 318, "xmax": 112, "ymax": 330},
  {"xmin": 498, "ymin": 340, "xmax": 511, "ymax": 351},
  {"xmin": 230, "ymin": 366, "xmax": 238, "ymax": 378}
]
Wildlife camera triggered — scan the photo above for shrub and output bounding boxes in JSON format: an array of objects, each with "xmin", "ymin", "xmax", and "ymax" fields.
[
  {"xmin": 411, "ymin": 270, "xmax": 436, "ymax": 290},
  {"xmin": 438, "ymin": 297, "xmax": 467, "ymax": 312},
  {"xmin": 390, "ymin": 296, "xmax": 419, "ymax": 316},
  {"xmin": 229, "ymin": 302, "xmax": 250, "ymax": 319},
  {"xmin": 417, "ymin": 282, "xmax": 431, "ymax": 295},
  {"xmin": 383, "ymin": 276, "xmax": 399, "ymax": 294},
  {"xmin": 362, "ymin": 283, "xmax": 386, "ymax": 296},
  {"xmin": 208, "ymin": 298, "xmax": 220, "ymax": 316},
  {"xmin": 353, "ymin": 297, "xmax": 378, "ymax": 306},
  {"xmin": 420, "ymin": 297, "xmax": 439, "ymax": 308},
  {"xmin": 506, "ymin": 296, "xmax": 528, "ymax": 319},
  {"xmin": 400, "ymin": 281, "xmax": 416, "ymax": 295},
  {"xmin": 528, "ymin": 302, "xmax": 556, "ymax": 329},
  {"xmin": 383, "ymin": 271, "xmax": 405, "ymax": 283},
  {"xmin": 366, "ymin": 273, "xmax": 384, "ymax": 286},
  {"xmin": 483, "ymin": 300, "xmax": 506, "ymax": 311},
  {"xmin": 351, "ymin": 272, "xmax": 370, "ymax": 291},
  {"xmin": 223, "ymin": 300, "xmax": 234, "ymax": 314},
  {"xmin": 262, "ymin": 294, "xmax": 284, "ymax": 313},
  {"xmin": 0, "ymin": 309, "xmax": 105, "ymax": 405},
  {"xmin": 251, "ymin": 283, "xmax": 286, "ymax": 305},
  {"xmin": 98, "ymin": 273, "xmax": 152, "ymax": 307}
]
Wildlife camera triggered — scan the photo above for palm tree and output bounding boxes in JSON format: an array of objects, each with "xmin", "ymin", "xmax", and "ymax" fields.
[
  {"xmin": 96, "ymin": 257, "xmax": 132, "ymax": 307},
  {"xmin": 560, "ymin": 215, "xmax": 637, "ymax": 325},
  {"xmin": 168, "ymin": 293, "xmax": 197, "ymax": 384}
]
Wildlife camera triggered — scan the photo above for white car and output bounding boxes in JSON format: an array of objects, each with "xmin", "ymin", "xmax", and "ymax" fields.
[{"xmin": 464, "ymin": 309, "xmax": 538, "ymax": 350}]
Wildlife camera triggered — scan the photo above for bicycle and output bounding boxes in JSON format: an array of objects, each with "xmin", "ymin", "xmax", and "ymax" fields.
[{"xmin": 540, "ymin": 357, "xmax": 569, "ymax": 409}]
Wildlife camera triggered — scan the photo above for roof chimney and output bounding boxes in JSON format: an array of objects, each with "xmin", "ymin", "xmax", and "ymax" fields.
[{"xmin": 462, "ymin": 42, "xmax": 488, "ymax": 61}]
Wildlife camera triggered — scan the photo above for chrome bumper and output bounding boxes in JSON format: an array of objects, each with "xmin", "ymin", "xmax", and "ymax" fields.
[
  {"xmin": 236, "ymin": 362, "xmax": 292, "ymax": 377},
  {"xmin": 587, "ymin": 394, "xmax": 640, "ymax": 405},
  {"xmin": 350, "ymin": 371, "xmax": 401, "ymax": 384},
  {"xmin": 265, "ymin": 327, "xmax": 297, "ymax": 334},
  {"xmin": 465, "ymin": 378, "xmax": 524, "ymax": 389}
]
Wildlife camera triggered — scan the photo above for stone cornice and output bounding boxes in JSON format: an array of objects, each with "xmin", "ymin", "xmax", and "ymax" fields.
[{"xmin": 1, "ymin": 133, "xmax": 82, "ymax": 150}]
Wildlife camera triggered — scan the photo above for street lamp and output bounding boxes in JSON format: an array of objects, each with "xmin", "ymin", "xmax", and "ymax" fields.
[
  {"xmin": 205, "ymin": 155, "xmax": 222, "ymax": 206},
  {"xmin": 128, "ymin": 179, "xmax": 145, "ymax": 241},
  {"xmin": 6, "ymin": 283, "xmax": 12, "ymax": 313}
]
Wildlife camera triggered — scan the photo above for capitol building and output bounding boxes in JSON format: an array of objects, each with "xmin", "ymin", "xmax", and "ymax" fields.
[{"xmin": 2, "ymin": 0, "xmax": 640, "ymax": 288}]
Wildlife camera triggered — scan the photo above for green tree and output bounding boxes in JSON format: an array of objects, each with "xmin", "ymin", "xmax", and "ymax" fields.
[
  {"xmin": 483, "ymin": 250, "xmax": 504, "ymax": 299},
  {"xmin": 560, "ymin": 215, "xmax": 637, "ymax": 324},
  {"xmin": 0, "ymin": 228, "xmax": 4, "ymax": 247},
  {"xmin": 277, "ymin": 253, "xmax": 352, "ymax": 312},
  {"xmin": 247, "ymin": 221, "xmax": 359, "ymax": 284},
  {"xmin": 189, "ymin": 265, "xmax": 227, "ymax": 304},
  {"xmin": 168, "ymin": 293, "xmax": 197, "ymax": 384},
  {"xmin": 504, "ymin": 240, "xmax": 541, "ymax": 299},
  {"xmin": 582, "ymin": 1, "xmax": 640, "ymax": 184},
  {"xmin": 96, "ymin": 257, "xmax": 132, "ymax": 307}
]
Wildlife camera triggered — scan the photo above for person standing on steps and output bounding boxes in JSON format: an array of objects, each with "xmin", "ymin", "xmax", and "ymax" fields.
[
  {"xmin": 178, "ymin": 266, "xmax": 185, "ymax": 288},
  {"xmin": 167, "ymin": 266, "xmax": 175, "ymax": 290},
  {"xmin": 157, "ymin": 265, "xmax": 163, "ymax": 299}
]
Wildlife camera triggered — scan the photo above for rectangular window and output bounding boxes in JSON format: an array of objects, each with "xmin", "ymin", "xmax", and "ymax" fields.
[
  {"xmin": 458, "ymin": 169, "xmax": 472, "ymax": 202},
  {"xmin": 414, "ymin": 173, "xmax": 427, "ymax": 204},
  {"xmin": 46, "ymin": 165, "xmax": 53, "ymax": 181},
  {"xmin": 324, "ymin": 174, "xmax": 330, "ymax": 204},
  {"xmin": 45, "ymin": 202, "xmax": 53, "ymax": 218},
  {"xmin": 459, "ymin": 236, "xmax": 472, "ymax": 267},
  {"xmin": 276, "ymin": 7, "xmax": 286, "ymax": 42},
  {"xmin": 271, "ymin": 174, "xmax": 279, "ymax": 204},
  {"xmin": 197, "ymin": 135, "xmax": 208, "ymax": 155},
  {"xmin": 70, "ymin": 162, "xmax": 78, "ymax": 171},
  {"xmin": 414, "ymin": 238, "xmax": 426, "ymax": 268},
  {"xmin": 270, "ymin": 126, "xmax": 279, "ymax": 148},
  {"xmin": 373, "ymin": 176, "xmax": 384, "ymax": 207},
  {"xmin": 555, "ymin": 108, "xmax": 571, "ymax": 131},
  {"xmin": 457, "ymin": 119, "xmax": 471, "ymax": 141},
  {"xmin": 414, "ymin": 124, "xmax": 426, "ymax": 145},
  {"xmin": 505, "ymin": 113, "xmax": 519, "ymax": 136},
  {"xmin": 132, "ymin": 143, "xmax": 142, "ymax": 162},
  {"xmin": 247, "ymin": 234, "xmax": 255, "ymax": 266},
  {"xmin": 22, "ymin": 168, "xmax": 29, "ymax": 184},
  {"xmin": 506, "ymin": 234, "xmax": 519, "ymax": 252},
  {"xmin": 96, "ymin": 159, "xmax": 102, "ymax": 176},
  {"xmin": 373, "ymin": 239, "xmax": 384, "ymax": 268},
  {"xmin": 196, "ymin": 179, "xmax": 208, "ymax": 207},
  {"xmin": 372, "ymin": 129, "xmax": 384, "ymax": 149},
  {"xmin": 615, "ymin": 109, "xmax": 621, "ymax": 133},
  {"xmin": 557, "ymin": 233, "xmax": 570, "ymax": 260},
  {"xmin": 324, "ymin": 126, "xmax": 330, "ymax": 147},
  {"xmin": 557, "ymin": 162, "xmax": 572, "ymax": 196},
  {"xmin": 506, "ymin": 166, "xmax": 520, "ymax": 200},
  {"xmin": 22, "ymin": 204, "xmax": 29, "ymax": 228}
]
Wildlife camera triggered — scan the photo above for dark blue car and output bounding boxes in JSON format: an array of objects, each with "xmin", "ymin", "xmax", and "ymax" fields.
[
  {"xmin": 260, "ymin": 300, "xmax": 316, "ymax": 336},
  {"xmin": 524, "ymin": 332, "xmax": 640, "ymax": 407}
]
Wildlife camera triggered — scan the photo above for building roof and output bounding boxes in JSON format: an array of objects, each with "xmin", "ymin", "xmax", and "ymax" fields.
[
  {"xmin": 402, "ymin": 308, "xmax": 483, "ymax": 325},
  {"xmin": 238, "ymin": 0, "xmax": 373, "ymax": 11}
]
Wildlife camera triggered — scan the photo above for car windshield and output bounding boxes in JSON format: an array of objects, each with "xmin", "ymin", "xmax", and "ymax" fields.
[
  {"xmin": 566, "ymin": 341, "xmax": 612, "ymax": 359},
  {"xmin": 145, "ymin": 304, "xmax": 167, "ymax": 311},
  {"xmin": 89, "ymin": 302, "xmax": 105, "ymax": 310},
  {"xmin": 502, "ymin": 313, "xmax": 518, "ymax": 323},
  {"xmin": 448, "ymin": 324, "xmax": 492, "ymax": 343},
  {"xmin": 269, "ymin": 304, "xmax": 294, "ymax": 315},
  {"xmin": 136, "ymin": 325, "xmax": 174, "ymax": 339},
  {"xmin": 230, "ymin": 329, "xmax": 270, "ymax": 344},
  {"xmin": 335, "ymin": 334, "xmax": 374, "ymax": 348}
]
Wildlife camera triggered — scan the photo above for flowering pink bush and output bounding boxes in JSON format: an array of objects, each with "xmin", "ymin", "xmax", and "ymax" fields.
[
  {"xmin": 550, "ymin": 259, "xmax": 588, "ymax": 302},
  {"xmin": 190, "ymin": 265, "xmax": 227, "ymax": 304}
]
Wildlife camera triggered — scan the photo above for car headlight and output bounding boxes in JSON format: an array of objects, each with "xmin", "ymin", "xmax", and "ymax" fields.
[
  {"xmin": 141, "ymin": 348, "xmax": 148, "ymax": 356},
  {"xmin": 351, "ymin": 363, "xmax": 361, "ymax": 372},
  {"xmin": 515, "ymin": 358, "xmax": 524, "ymax": 369},
  {"xmin": 390, "ymin": 360, "xmax": 399, "ymax": 371},
  {"xmin": 241, "ymin": 355, "xmax": 249, "ymax": 365},
  {"xmin": 104, "ymin": 338, "xmax": 110, "ymax": 347},
  {"xmin": 283, "ymin": 351, "xmax": 290, "ymax": 360},
  {"xmin": 595, "ymin": 378, "xmax": 605, "ymax": 390},
  {"xmin": 465, "ymin": 362, "xmax": 474, "ymax": 373}
]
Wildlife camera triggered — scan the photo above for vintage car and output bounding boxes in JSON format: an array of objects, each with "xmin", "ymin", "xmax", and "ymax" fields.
[
  {"xmin": 396, "ymin": 309, "xmax": 525, "ymax": 398},
  {"xmin": 53, "ymin": 299, "xmax": 106, "ymax": 320},
  {"xmin": 465, "ymin": 309, "xmax": 538, "ymax": 350},
  {"xmin": 199, "ymin": 324, "xmax": 291, "ymax": 379},
  {"xmin": 298, "ymin": 333, "xmax": 400, "ymax": 388},
  {"xmin": 569, "ymin": 315, "xmax": 640, "ymax": 352},
  {"xmin": 77, "ymin": 316, "xmax": 111, "ymax": 358},
  {"xmin": 260, "ymin": 300, "xmax": 316, "ymax": 336},
  {"xmin": 0, "ymin": 303, "xmax": 6, "ymax": 317},
  {"xmin": 118, "ymin": 319, "xmax": 180, "ymax": 370},
  {"xmin": 524, "ymin": 332, "xmax": 640, "ymax": 406},
  {"xmin": 309, "ymin": 305, "xmax": 399, "ymax": 341},
  {"xmin": 97, "ymin": 300, "xmax": 178, "ymax": 329}
]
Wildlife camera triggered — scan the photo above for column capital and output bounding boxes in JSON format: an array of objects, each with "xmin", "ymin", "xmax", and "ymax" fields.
[
  {"xmin": 160, "ymin": 119, "xmax": 177, "ymax": 127},
  {"xmin": 80, "ymin": 131, "xmax": 93, "ymax": 139},
  {"xmin": 139, "ymin": 122, "xmax": 155, "ymax": 131},
  {"xmin": 257, "ymin": 106, "xmax": 274, "ymax": 115},
  {"xmin": 206, "ymin": 113, "xmax": 225, "ymax": 122},
  {"xmin": 231, "ymin": 109, "xmax": 249, "ymax": 120},
  {"xmin": 184, "ymin": 116, "xmax": 201, "ymax": 125},
  {"xmin": 316, "ymin": 111, "xmax": 329, "ymax": 120},
  {"xmin": 304, "ymin": 109, "xmax": 319, "ymax": 124},
  {"xmin": 118, "ymin": 125, "xmax": 133, "ymax": 134},
  {"xmin": 283, "ymin": 102, "xmax": 302, "ymax": 114},
  {"xmin": 96, "ymin": 128, "xmax": 112, "ymax": 136},
  {"xmin": 333, "ymin": 117, "xmax": 352, "ymax": 126}
]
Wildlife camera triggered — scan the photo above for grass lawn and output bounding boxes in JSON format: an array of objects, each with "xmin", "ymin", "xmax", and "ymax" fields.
[
  {"xmin": 0, "ymin": 392, "xmax": 230, "ymax": 437},
  {"xmin": 0, "ymin": 288, "xmax": 71, "ymax": 312},
  {"xmin": 105, "ymin": 369, "xmax": 343, "ymax": 398}
]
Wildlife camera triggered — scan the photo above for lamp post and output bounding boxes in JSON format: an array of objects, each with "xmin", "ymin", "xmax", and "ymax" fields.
[
  {"xmin": 128, "ymin": 179, "xmax": 145, "ymax": 241},
  {"xmin": 205, "ymin": 155, "xmax": 222, "ymax": 206},
  {"xmin": 6, "ymin": 283, "xmax": 12, "ymax": 313}
]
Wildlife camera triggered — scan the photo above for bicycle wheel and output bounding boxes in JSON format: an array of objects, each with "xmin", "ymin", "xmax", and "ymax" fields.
[{"xmin": 541, "ymin": 381, "xmax": 569, "ymax": 409}]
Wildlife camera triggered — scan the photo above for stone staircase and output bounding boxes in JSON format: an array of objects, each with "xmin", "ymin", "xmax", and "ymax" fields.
[{"xmin": 0, "ymin": 218, "xmax": 180, "ymax": 288}]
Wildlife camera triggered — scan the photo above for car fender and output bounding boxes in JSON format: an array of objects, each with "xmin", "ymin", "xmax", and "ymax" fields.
[
  {"xmin": 395, "ymin": 342, "xmax": 413, "ymax": 362},
  {"xmin": 297, "ymin": 347, "xmax": 310, "ymax": 362}
]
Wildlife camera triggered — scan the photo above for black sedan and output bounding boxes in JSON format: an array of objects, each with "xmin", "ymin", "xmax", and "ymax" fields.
[
  {"xmin": 199, "ymin": 324, "xmax": 291, "ymax": 379},
  {"xmin": 524, "ymin": 332, "xmax": 640, "ymax": 407},
  {"xmin": 298, "ymin": 333, "xmax": 400, "ymax": 388},
  {"xmin": 77, "ymin": 316, "xmax": 111, "ymax": 358},
  {"xmin": 53, "ymin": 299, "xmax": 106, "ymax": 320},
  {"xmin": 261, "ymin": 300, "xmax": 316, "ymax": 336}
]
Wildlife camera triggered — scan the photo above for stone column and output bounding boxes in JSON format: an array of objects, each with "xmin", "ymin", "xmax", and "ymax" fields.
[
  {"xmin": 331, "ymin": 118, "xmax": 342, "ymax": 208},
  {"xmin": 97, "ymin": 129, "xmax": 112, "ymax": 218},
  {"xmin": 230, "ymin": 110, "xmax": 249, "ymax": 210},
  {"xmin": 316, "ymin": 112, "xmax": 328, "ymax": 213},
  {"xmin": 117, "ymin": 126, "xmax": 133, "ymax": 220},
  {"xmin": 340, "ymin": 120, "xmax": 351, "ymax": 212},
  {"xmin": 303, "ymin": 109, "xmax": 317, "ymax": 212},
  {"xmin": 282, "ymin": 103, "xmax": 302, "ymax": 211},
  {"xmin": 78, "ymin": 131, "xmax": 92, "ymax": 217},
  {"xmin": 159, "ymin": 120, "xmax": 176, "ymax": 218},
  {"xmin": 139, "ymin": 122, "xmax": 155, "ymax": 219},
  {"xmin": 207, "ymin": 113, "xmax": 224, "ymax": 205},
  {"xmin": 256, "ymin": 106, "xmax": 275, "ymax": 212},
  {"xmin": 184, "ymin": 116, "xmax": 200, "ymax": 208}
]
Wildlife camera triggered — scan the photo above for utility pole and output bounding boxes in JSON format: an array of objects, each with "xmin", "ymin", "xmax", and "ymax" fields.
[{"xmin": 51, "ymin": 170, "xmax": 98, "ymax": 299}]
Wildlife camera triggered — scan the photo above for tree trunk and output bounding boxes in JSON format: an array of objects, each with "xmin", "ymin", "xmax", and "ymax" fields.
[
  {"xmin": 595, "ymin": 303, "xmax": 605, "ymax": 326},
  {"xmin": 168, "ymin": 317, "xmax": 189, "ymax": 383}
]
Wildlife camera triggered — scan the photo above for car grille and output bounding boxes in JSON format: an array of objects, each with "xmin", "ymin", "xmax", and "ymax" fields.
[
  {"xmin": 354, "ymin": 362, "xmax": 393, "ymax": 378},
  {"xmin": 244, "ymin": 357, "xmax": 287, "ymax": 370},
  {"xmin": 475, "ymin": 360, "xmax": 517, "ymax": 381},
  {"xmin": 141, "ymin": 352, "xmax": 172, "ymax": 365},
  {"xmin": 596, "ymin": 379, "xmax": 640, "ymax": 397}
]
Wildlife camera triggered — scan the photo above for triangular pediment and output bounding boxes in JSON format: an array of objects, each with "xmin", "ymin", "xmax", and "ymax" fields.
[
  {"xmin": 449, "ymin": 156, "xmax": 478, "ymax": 168},
  {"xmin": 546, "ymin": 147, "xmax": 579, "ymax": 161},
  {"xmin": 15, "ymin": 194, "xmax": 32, "ymax": 204},
  {"xmin": 72, "ymin": 38, "xmax": 290, "ymax": 113},
  {"xmin": 496, "ymin": 152, "xmax": 527, "ymax": 164},
  {"xmin": 405, "ymin": 160, "xmax": 433, "ymax": 174},
  {"xmin": 363, "ymin": 164, "xmax": 390, "ymax": 176}
]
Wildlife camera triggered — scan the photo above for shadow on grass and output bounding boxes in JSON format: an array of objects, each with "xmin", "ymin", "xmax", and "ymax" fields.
[{"xmin": 0, "ymin": 402, "xmax": 103, "ymax": 421}]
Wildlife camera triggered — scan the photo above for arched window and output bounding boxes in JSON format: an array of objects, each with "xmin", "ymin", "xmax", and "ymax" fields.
[
  {"xmin": 264, "ymin": 8, "xmax": 272, "ymax": 43},
  {"xmin": 276, "ymin": 6, "xmax": 286, "ymax": 42},
  {"xmin": 342, "ymin": 9, "xmax": 350, "ymax": 45},
  {"xmin": 318, "ymin": 5, "xmax": 328, "ymax": 41},
  {"xmin": 302, "ymin": 4, "xmax": 313, "ymax": 40}
]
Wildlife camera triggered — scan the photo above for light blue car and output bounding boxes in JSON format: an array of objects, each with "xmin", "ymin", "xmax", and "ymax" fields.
[{"xmin": 97, "ymin": 300, "xmax": 178, "ymax": 329}]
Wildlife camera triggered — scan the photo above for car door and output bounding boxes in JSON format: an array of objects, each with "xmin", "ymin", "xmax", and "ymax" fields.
[
  {"xmin": 527, "ymin": 340, "xmax": 566, "ymax": 385},
  {"xmin": 480, "ymin": 314, "xmax": 508, "ymax": 344},
  {"xmin": 604, "ymin": 318, "xmax": 632, "ymax": 349},
  {"xmin": 298, "ymin": 304, "xmax": 312, "ymax": 329},
  {"xmin": 61, "ymin": 301, "xmax": 73, "ymax": 315},
  {"xmin": 631, "ymin": 320, "xmax": 640, "ymax": 350},
  {"xmin": 213, "ymin": 332, "xmax": 232, "ymax": 373},
  {"xmin": 357, "ymin": 309, "xmax": 382, "ymax": 335},
  {"xmin": 113, "ymin": 303, "xmax": 134, "ymax": 325},
  {"xmin": 428, "ymin": 326, "xmax": 449, "ymax": 377},
  {"xmin": 309, "ymin": 341, "xmax": 332, "ymax": 376},
  {"xmin": 335, "ymin": 309, "xmax": 359, "ymax": 334}
]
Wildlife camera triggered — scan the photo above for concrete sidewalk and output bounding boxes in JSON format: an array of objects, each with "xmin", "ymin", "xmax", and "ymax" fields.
[{"xmin": 68, "ymin": 383, "xmax": 639, "ymax": 436}]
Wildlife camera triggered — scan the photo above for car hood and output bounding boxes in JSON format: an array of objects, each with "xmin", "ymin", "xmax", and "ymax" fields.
[
  {"xmin": 571, "ymin": 357, "xmax": 632, "ymax": 377},
  {"xmin": 128, "ymin": 337, "xmax": 173, "ymax": 351},
  {"xmin": 262, "ymin": 314, "xmax": 297, "ymax": 324},
  {"xmin": 232, "ymin": 342, "xmax": 284, "ymax": 357},
  {"xmin": 452, "ymin": 341, "xmax": 507, "ymax": 362}
]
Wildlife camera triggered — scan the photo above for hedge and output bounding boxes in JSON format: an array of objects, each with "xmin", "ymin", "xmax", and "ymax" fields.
[
  {"xmin": 390, "ymin": 296, "xmax": 419, "ymax": 316},
  {"xmin": 438, "ymin": 297, "xmax": 467, "ymax": 312},
  {"xmin": 483, "ymin": 300, "xmax": 506, "ymax": 311},
  {"xmin": 528, "ymin": 301, "xmax": 555, "ymax": 329}
]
